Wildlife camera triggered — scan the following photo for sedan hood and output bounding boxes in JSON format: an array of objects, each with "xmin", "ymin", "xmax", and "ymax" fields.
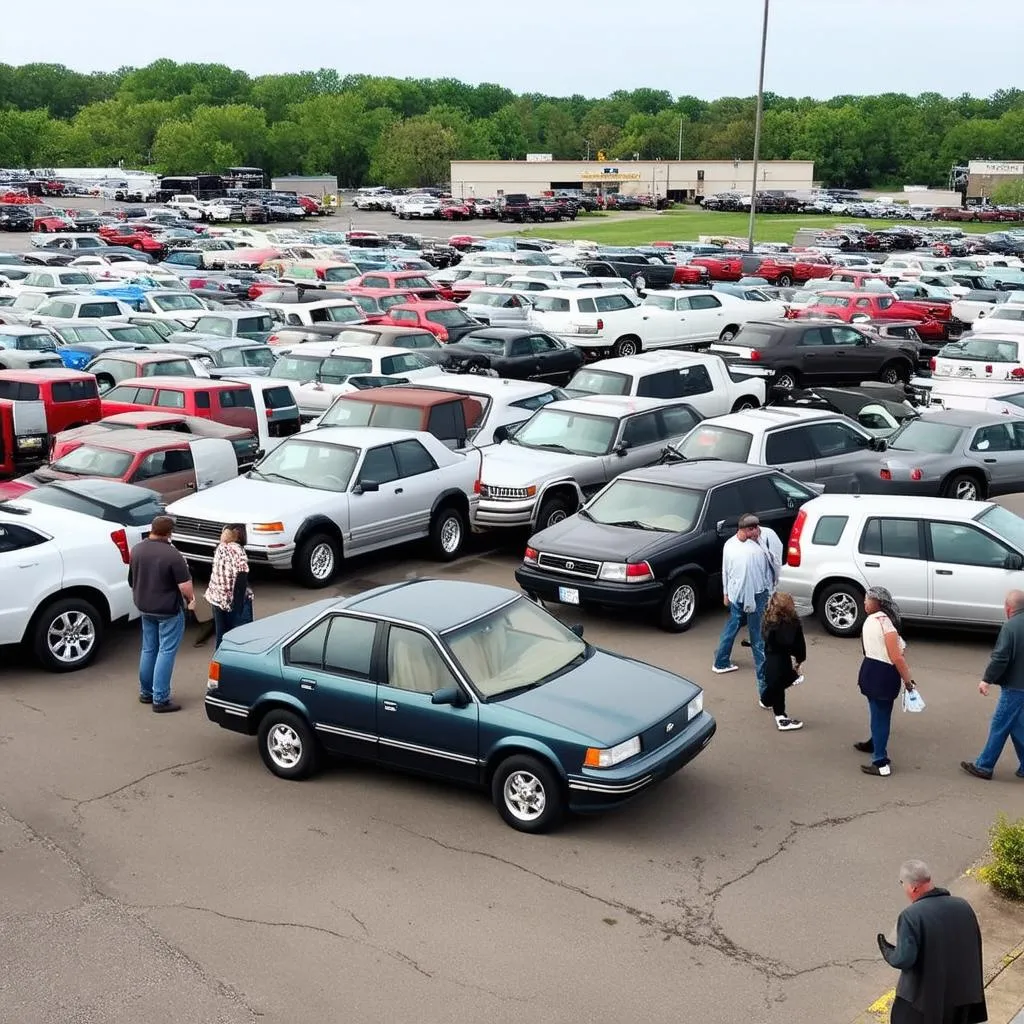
[
  {"xmin": 503, "ymin": 649, "xmax": 699, "ymax": 746},
  {"xmin": 481, "ymin": 443, "xmax": 590, "ymax": 487},
  {"xmin": 166, "ymin": 473, "xmax": 344, "ymax": 521},
  {"xmin": 529, "ymin": 514, "xmax": 681, "ymax": 562}
]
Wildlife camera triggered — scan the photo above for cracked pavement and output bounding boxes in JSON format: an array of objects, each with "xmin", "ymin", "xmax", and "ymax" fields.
[{"xmin": 1, "ymin": 541, "xmax": 1018, "ymax": 1024}]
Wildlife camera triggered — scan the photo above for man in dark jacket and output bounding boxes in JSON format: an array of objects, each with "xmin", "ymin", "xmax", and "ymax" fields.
[
  {"xmin": 962, "ymin": 588, "xmax": 1024, "ymax": 780},
  {"xmin": 877, "ymin": 860, "xmax": 986, "ymax": 1024}
]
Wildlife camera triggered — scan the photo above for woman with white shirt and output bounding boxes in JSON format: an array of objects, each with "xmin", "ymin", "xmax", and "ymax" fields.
[{"xmin": 856, "ymin": 586, "xmax": 916, "ymax": 777}]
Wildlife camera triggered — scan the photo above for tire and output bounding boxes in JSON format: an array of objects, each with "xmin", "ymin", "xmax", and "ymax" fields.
[
  {"xmin": 879, "ymin": 361, "xmax": 910, "ymax": 385},
  {"xmin": 257, "ymin": 709, "xmax": 318, "ymax": 780},
  {"xmin": 817, "ymin": 581, "xmax": 865, "ymax": 638},
  {"xmin": 612, "ymin": 335, "xmax": 641, "ymax": 358},
  {"xmin": 731, "ymin": 395, "xmax": 760, "ymax": 412},
  {"xmin": 777, "ymin": 273, "xmax": 793, "ymax": 287},
  {"xmin": 773, "ymin": 368, "xmax": 800, "ymax": 391},
  {"xmin": 491, "ymin": 754, "xmax": 565, "ymax": 833},
  {"xmin": 430, "ymin": 503, "xmax": 467, "ymax": 561},
  {"xmin": 631, "ymin": 273, "xmax": 646, "ymax": 291},
  {"xmin": 718, "ymin": 325, "xmax": 740, "ymax": 342},
  {"xmin": 536, "ymin": 495, "xmax": 573, "ymax": 530},
  {"xmin": 659, "ymin": 575, "xmax": 700, "ymax": 632},
  {"xmin": 942, "ymin": 472, "xmax": 984, "ymax": 501},
  {"xmin": 293, "ymin": 532, "xmax": 341, "ymax": 588},
  {"xmin": 31, "ymin": 597, "xmax": 104, "ymax": 673}
]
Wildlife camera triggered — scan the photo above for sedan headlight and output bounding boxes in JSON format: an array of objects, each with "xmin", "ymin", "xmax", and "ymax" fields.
[
  {"xmin": 584, "ymin": 736, "xmax": 641, "ymax": 768},
  {"xmin": 16, "ymin": 436, "xmax": 44, "ymax": 449},
  {"xmin": 687, "ymin": 692, "xmax": 704, "ymax": 721},
  {"xmin": 599, "ymin": 560, "xmax": 654, "ymax": 583}
]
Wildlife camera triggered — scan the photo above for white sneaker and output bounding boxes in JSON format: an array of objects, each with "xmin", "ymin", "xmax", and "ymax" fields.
[
  {"xmin": 776, "ymin": 717, "xmax": 804, "ymax": 731},
  {"xmin": 711, "ymin": 663, "xmax": 739, "ymax": 674},
  {"xmin": 759, "ymin": 699, "xmax": 772, "ymax": 710},
  {"xmin": 792, "ymin": 675, "xmax": 804, "ymax": 686}
]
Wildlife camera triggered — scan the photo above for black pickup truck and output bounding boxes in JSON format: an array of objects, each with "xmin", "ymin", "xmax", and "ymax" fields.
[{"xmin": 577, "ymin": 252, "xmax": 676, "ymax": 290}]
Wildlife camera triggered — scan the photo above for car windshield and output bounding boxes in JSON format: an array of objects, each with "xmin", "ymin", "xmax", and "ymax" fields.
[
  {"xmin": 153, "ymin": 294, "xmax": 203, "ymax": 311},
  {"xmin": 250, "ymin": 439, "xmax": 358, "ymax": 492},
  {"xmin": 990, "ymin": 308, "xmax": 1024, "ymax": 322},
  {"xmin": 945, "ymin": 338, "xmax": 1020, "ymax": 362},
  {"xmin": 322, "ymin": 267, "xmax": 358, "ymax": 282},
  {"xmin": 58, "ymin": 273, "xmax": 93, "ymax": 285},
  {"xmin": 320, "ymin": 356, "xmax": 373, "ymax": 382},
  {"xmin": 567, "ymin": 369, "xmax": 630, "ymax": 395},
  {"xmin": 975, "ymin": 504, "xmax": 1024, "ymax": 551},
  {"xmin": 323, "ymin": 305, "xmax": 363, "ymax": 323},
  {"xmin": 271, "ymin": 355, "xmax": 323, "ymax": 382},
  {"xmin": 320, "ymin": 399, "xmax": 422, "ymax": 430},
  {"xmin": 470, "ymin": 291, "xmax": 523, "ymax": 308},
  {"xmin": 511, "ymin": 407, "xmax": 616, "ymax": 455},
  {"xmin": 529, "ymin": 295, "xmax": 571, "ymax": 312},
  {"xmin": 459, "ymin": 336, "xmax": 505, "ymax": 352},
  {"xmin": 51, "ymin": 445, "xmax": 133, "ymax": 478},
  {"xmin": 586, "ymin": 479, "xmax": 702, "ymax": 532},
  {"xmin": 11, "ymin": 332, "xmax": 57, "ymax": 351},
  {"xmin": 107, "ymin": 325, "xmax": 161, "ymax": 343},
  {"xmin": 643, "ymin": 295, "xmax": 677, "ymax": 311},
  {"xmin": 673, "ymin": 424, "xmax": 754, "ymax": 462},
  {"xmin": 427, "ymin": 308, "xmax": 474, "ymax": 327},
  {"xmin": 443, "ymin": 597, "xmax": 587, "ymax": 700},
  {"xmin": 887, "ymin": 419, "xmax": 964, "ymax": 454}
]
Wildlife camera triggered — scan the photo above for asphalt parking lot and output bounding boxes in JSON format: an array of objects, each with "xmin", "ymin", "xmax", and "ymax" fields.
[{"xmin": 1, "ymin": 524, "xmax": 1019, "ymax": 1024}]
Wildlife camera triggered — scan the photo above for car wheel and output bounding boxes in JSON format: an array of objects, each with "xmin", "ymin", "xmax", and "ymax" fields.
[
  {"xmin": 942, "ymin": 473, "xmax": 983, "ymax": 501},
  {"xmin": 659, "ymin": 576, "xmax": 699, "ymax": 632},
  {"xmin": 612, "ymin": 335, "xmax": 641, "ymax": 358},
  {"xmin": 718, "ymin": 325, "xmax": 740, "ymax": 342},
  {"xmin": 879, "ymin": 362, "xmax": 908, "ymax": 385},
  {"xmin": 777, "ymin": 273, "xmax": 793, "ymax": 287},
  {"xmin": 293, "ymin": 532, "xmax": 341, "ymax": 588},
  {"xmin": 32, "ymin": 597, "xmax": 103, "ymax": 672},
  {"xmin": 817, "ymin": 582, "xmax": 865, "ymax": 638},
  {"xmin": 430, "ymin": 504, "xmax": 467, "ymax": 561},
  {"xmin": 731, "ymin": 395, "xmax": 760, "ymax": 412},
  {"xmin": 491, "ymin": 754, "xmax": 565, "ymax": 833},
  {"xmin": 773, "ymin": 369, "xmax": 800, "ymax": 390},
  {"xmin": 536, "ymin": 495, "xmax": 573, "ymax": 530},
  {"xmin": 258, "ymin": 709, "xmax": 318, "ymax": 780}
]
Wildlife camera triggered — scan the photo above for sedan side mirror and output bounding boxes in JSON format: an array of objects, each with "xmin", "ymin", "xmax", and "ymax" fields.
[
  {"xmin": 869, "ymin": 437, "xmax": 889, "ymax": 452},
  {"xmin": 493, "ymin": 424, "xmax": 510, "ymax": 444},
  {"xmin": 569, "ymin": 623, "xmax": 585, "ymax": 638},
  {"xmin": 1005, "ymin": 553, "xmax": 1024, "ymax": 571},
  {"xmin": 353, "ymin": 479, "xmax": 379, "ymax": 494},
  {"xmin": 614, "ymin": 442, "xmax": 630, "ymax": 457},
  {"xmin": 431, "ymin": 685, "xmax": 468, "ymax": 708}
]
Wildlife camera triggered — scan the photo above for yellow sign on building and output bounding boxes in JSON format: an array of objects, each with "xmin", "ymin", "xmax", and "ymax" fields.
[{"xmin": 580, "ymin": 171, "xmax": 644, "ymax": 182}]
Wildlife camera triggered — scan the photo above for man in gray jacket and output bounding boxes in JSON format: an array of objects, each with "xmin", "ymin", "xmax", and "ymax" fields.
[
  {"xmin": 877, "ymin": 860, "xmax": 986, "ymax": 1024},
  {"xmin": 961, "ymin": 588, "xmax": 1024, "ymax": 780}
]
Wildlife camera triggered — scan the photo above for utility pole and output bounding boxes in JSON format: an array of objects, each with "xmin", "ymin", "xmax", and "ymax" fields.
[
  {"xmin": 678, "ymin": 117, "xmax": 683, "ymax": 161},
  {"xmin": 746, "ymin": 0, "xmax": 770, "ymax": 253}
]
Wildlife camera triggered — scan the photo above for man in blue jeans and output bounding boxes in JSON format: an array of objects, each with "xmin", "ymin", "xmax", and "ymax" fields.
[
  {"xmin": 962, "ymin": 589, "xmax": 1024, "ymax": 780},
  {"xmin": 127, "ymin": 516, "xmax": 195, "ymax": 714},
  {"xmin": 713, "ymin": 513, "xmax": 779, "ymax": 703}
]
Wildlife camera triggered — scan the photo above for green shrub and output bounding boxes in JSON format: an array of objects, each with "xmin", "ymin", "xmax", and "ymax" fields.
[{"xmin": 979, "ymin": 814, "xmax": 1024, "ymax": 900}]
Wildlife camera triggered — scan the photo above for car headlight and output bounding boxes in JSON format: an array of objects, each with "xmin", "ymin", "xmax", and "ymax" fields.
[
  {"xmin": 251, "ymin": 521, "xmax": 284, "ymax": 534},
  {"xmin": 599, "ymin": 560, "xmax": 654, "ymax": 583},
  {"xmin": 584, "ymin": 736, "xmax": 641, "ymax": 768},
  {"xmin": 16, "ymin": 436, "xmax": 44, "ymax": 449},
  {"xmin": 687, "ymin": 692, "xmax": 704, "ymax": 721}
]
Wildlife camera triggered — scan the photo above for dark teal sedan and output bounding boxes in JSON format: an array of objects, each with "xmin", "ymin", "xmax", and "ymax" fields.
[{"xmin": 205, "ymin": 579, "xmax": 716, "ymax": 833}]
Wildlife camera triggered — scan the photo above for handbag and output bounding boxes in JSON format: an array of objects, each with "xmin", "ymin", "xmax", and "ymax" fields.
[{"xmin": 901, "ymin": 687, "xmax": 926, "ymax": 713}]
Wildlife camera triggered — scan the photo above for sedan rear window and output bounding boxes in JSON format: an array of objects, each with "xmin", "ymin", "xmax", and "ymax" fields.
[
  {"xmin": 51, "ymin": 445, "xmax": 133, "ymax": 478},
  {"xmin": 887, "ymin": 419, "xmax": 964, "ymax": 455},
  {"xmin": 321, "ymin": 400, "xmax": 422, "ymax": 430},
  {"xmin": 673, "ymin": 424, "xmax": 753, "ymax": 462},
  {"xmin": 567, "ymin": 369, "xmax": 630, "ymax": 396},
  {"xmin": 320, "ymin": 356, "xmax": 373, "ymax": 382},
  {"xmin": 426, "ymin": 308, "xmax": 474, "ymax": 327},
  {"xmin": 732, "ymin": 327, "xmax": 779, "ymax": 348}
]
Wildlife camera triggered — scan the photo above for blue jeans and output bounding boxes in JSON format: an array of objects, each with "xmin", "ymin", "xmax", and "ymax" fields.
[
  {"xmin": 213, "ymin": 597, "xmax": 253, "ymax": 649},
  {"xmin": 867, "ymin": 697, "xmax": 896, "ymax": 766},
  {"xmin": 139, "ymin": 611, "xmax": 185, "ymax": 705},
  {"xmin": 975, "ymin": 687, "xmax": 1024, "ymax": 775},
  {"xmin": 714, "ymin": 590, "xmax": 768, "ymax": 696}
]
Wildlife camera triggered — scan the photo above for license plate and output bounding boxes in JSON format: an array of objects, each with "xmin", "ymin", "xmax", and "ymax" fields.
[
  {"xmin": 558, "ymin": 587, "xmax": 580, "ymax": 605},
  {"xmin": 956, "ymin": 367, "xmax": 975, "ymax": 377}
]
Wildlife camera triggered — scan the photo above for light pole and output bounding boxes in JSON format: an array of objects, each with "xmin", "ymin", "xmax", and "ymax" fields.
[
  {"xmin": 677, "ymin": 117, "xmax": 683, "ymax": 161},
  {"xmin": 746, "ymin": 0, "xmax": 770, "ymax": 252},
  {"xmin": 584, "ymin": 139, "xmax": 592, "ymax": 161}
]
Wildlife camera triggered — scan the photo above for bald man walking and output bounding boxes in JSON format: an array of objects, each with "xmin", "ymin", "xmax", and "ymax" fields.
[{"xmin": 961, "ymin": 588, "xmax": 1024, "ymax": 780}]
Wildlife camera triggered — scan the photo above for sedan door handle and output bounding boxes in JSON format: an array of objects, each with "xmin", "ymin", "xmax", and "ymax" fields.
[
  {"xmin": 936, "ymin": 569, "xmax": 954, "ymax": 575},
  {"xmin": 18, "ymin": 562, "xmax": 38, "ymax": 569},
  {"xmin": 394, "ymin": 487, "xmax": 403, "ymax": 494},
  {"xmin": 984, "ymin": 458, "xmax": 997, "ymax": 464},
  {"xmin": 864, "ymin": 561, "xmax": 880, "ymax": 567},
  {"xmin": 300, "ymin": 678, "xmax": 317, "ymax": 690},
  {"xmin": 382, "ymin": 700, "xmax": 398, "ymax": 712}
]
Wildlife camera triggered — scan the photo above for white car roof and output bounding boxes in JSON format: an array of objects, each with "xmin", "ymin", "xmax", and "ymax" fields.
[
  {"xmin": 299, "ymin": 426, "xmax": 435, "ymax": 448},
  {"xmin": 406, "ymin": 377, "xmax": 556, "ymax": 399},
  {"xmin": 584, "ymin": 351, "xmax": 712, "ymax": 373},
  {"xmin": 552, "ymin": 395, "xmax": 680, "ymax": 417},
  {"xmin": 699, "ymin": 407, "xmax": 843, "ymax": 430},
  {"xmin": 800, "ymin": 493, "xmax": 994, "ymax": 520},
  {"xmin": 534, "ymin": 287, "xmax": 636, "ymax": 300}
]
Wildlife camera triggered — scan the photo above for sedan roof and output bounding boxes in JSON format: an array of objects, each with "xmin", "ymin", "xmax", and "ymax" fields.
[
  {"xmin": 620, "ymin": 461, "xmax": 784, "ymax": 489},
  {"xmin": 342, "ymin": 578, "xmax": 517, "ymax": 633},
  {"xmin": 916, "ymin": 408, "xmax": 1009, "ymax": 428}
]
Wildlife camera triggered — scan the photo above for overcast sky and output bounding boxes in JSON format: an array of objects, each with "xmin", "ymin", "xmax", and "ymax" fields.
[{"xmin": 4, "ymin": 0, "xmax": 1022, "ymax": 100}]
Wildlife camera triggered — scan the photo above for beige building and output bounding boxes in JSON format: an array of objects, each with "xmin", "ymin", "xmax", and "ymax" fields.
[
  {"xmin": 448, "ymin": 158, "xmax": 815, "ymax": 201},
  {"xmin": 966, "ymin": 160, "xmax": 1024, "ymax": 200}
]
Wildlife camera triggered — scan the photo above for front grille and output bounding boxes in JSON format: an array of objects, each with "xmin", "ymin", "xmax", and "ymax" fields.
[
  {"xmin": 640, "ymin": 703, "xmax": 691, "ymax": 755},
  {"xmin": 171, "ymin": 516, "xmax": 224, "ymax": 542},
  {"xmin": 483, "ymin": 485, "xmax": 530, "ymax": 500},
  {"xmin": 537, "ymin": 552, "xmax": 600, "ymax": 579}
]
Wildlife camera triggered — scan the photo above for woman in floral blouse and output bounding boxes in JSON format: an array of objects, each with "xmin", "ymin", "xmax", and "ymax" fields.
[{"xmin": 205, "ymin": 524, "xmax": 253, "ymax": 648}]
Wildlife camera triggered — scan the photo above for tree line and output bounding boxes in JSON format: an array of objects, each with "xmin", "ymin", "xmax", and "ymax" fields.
[{"xmin": 1, "ymin": 61, "xmax": 1023, "ymax": 189}]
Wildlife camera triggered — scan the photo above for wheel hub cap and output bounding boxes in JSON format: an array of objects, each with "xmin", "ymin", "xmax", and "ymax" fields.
[
  {"xmin": 48, "ymin": 611, "xmax": 96, "ymax": 663},
  {"xmin": 310, "ymin": 543, "xmax": 334, "ymax": 579},
  {"xmin": 671, "ymin": 586, "xmax": 695, "ymax": 624},
  {"xmin": 268, "ymin": 725, "xmax": 302, "ymax": 768},
  {"xmin": 825, "ymin": 593, "xmax": 857, "ymax": 629},
  {"xmin": 440, "ymin": 517, "xmax": 461, "ymax": 553},
  {"xmin": 504, "ymin": 771, "xmax": 546, "ymax": 821}
]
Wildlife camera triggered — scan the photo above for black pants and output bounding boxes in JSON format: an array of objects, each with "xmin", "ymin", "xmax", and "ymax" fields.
[
  {"xmin": 763, "ymin": 680, "xmax": 787, "ymax": 717},
  {"xmin": 891, "ymin": 997, "xmax": 973, "ymax": 1024}
]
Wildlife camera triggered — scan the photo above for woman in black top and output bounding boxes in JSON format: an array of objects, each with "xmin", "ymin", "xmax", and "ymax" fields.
[{"xmin": 761, "ymin": 591, "xmax": 806, "ymax": 732}]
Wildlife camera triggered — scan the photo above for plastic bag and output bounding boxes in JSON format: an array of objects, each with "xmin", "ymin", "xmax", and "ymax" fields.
[{"xmin": 902, "ymin": 687, "xmax": 926, "ymax": 713}]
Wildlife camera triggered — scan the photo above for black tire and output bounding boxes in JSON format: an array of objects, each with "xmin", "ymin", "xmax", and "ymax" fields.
[
  {"xmin": 879, "ymin": 361, "xmax": 909, "ymax": 385},
  {"xmin": 731, "ymin": 395, "xmax": 760, "ymax": 412},
  {"xmin": 491, "ymin": 754, "xmax": 565, "ymax": 833},
  {"xmin": 293, "ymin": 532, "xmax": 341, "ymax": 588},
  {"xmin": 659, "ymin": 575, "xmax": 700, "ymax": 632},
  {"xmin": 612, "ymin": 335, "xmax": 641, "ymax": 358},
  {"xmin": 430, "ymin": 503, "xmax": 467, "ymax": 561},
  {"xmin": 777, "ymin": 273, "xmax": 793, "ymax": 287},
  {"xmin": 536, "ymin": 495, "xmax": 573, "ymax": 530},
  {"xmin": 31, "ymin": 597, "xmax": 104, "ymax": 672},
  {"xmin": 773, "ymin": 368, "xmax": 800, "ymax": 391},
  {"xmin": 718, "ymin": 325, "xmax": 740, "ymax": 342},
  {"xmin": 942, "ymin": 472, "xmax": 984, "ymax": 501},
  {"xmin": 817, "ymin": 581, "xmax": 865, "ymax": 638},
  {"xmin": 257, "ymin": 709, "xmax": 318, "ymax": 780}
]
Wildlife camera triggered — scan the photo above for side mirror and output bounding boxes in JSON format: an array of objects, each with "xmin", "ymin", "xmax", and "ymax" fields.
[
  {"xmin": 716, "ymin": 518, "xmax": 737, "ymax": 538},
  {"xmin": 253, "ymin": 448, "xmax": 265, "ymax": 461},
  {"xmin": 869, "ymin": 437, "xmax": 888, "ymax": 452},
  {"xmin": 1005, "ymin": 553, "xmax": 1024, "ymax": 571},
  {"xmin": 353, "ymin": 479, "xmax": 380, "ymax": 494},
  {"xmin": 614, "ymin": 442, "xmax": 630, "ymax": 457},
  {"xmin": 431, "ymin": 685, "xmax": 468, "ymax": 708},
  {"xmin": 492, "ymin": 424, "xmax": 510, "ymax": 444},
  {"xmin": 569, "ymin": 623, "xmax": 585, "ymax": 638},
  {"xmin": 95, "ymin": 372, "xmax": 116, "ymax": 394}
]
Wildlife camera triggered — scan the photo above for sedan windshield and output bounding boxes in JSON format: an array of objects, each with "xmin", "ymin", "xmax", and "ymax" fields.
[
  {"xmin": 9, "ymin": 332, "xmax": 57, "ymax": 351},
  {"xmin": 320, "ymin": 356, "xmax": 372, "ymax": 382},
  {"xmin": 512, "ymin": 408, "xmax": 616, "ymax": 456},
  {"xmin": 567, "ymin": 369, "xmax": 630, "ymax": 396},
  {"xmin": 271, "ymin": 355, "xmax": 323, "ymax": 382},
  {"xmin": 586, "ymin": 479, "xmax": 702, "ymax": 532},
  {"xmin": 887, "ymin": 419, "xmax": 964, "ymax": 454},
  {"xmin": 250, "ymin": 439, "xmax": 358, "ymax": 492},
  {"xmin": 443, "ymin": 597, "xmax": 586, "ymax": 700},
  {"xmin": 323, "ymin": 267, "xmax": 358, "ymax": 282},
  {"xmin": 107, "ymin": 325, "xmax": 163, "ymax": 344},
  {"xmin": 153, "ymin": 294, "xmax": 204, "ymax": 311},
  {"xmin": 427, "ymin": 308, "xmax": 475, "ymax": 327},
  {"xmin": 51, "ymin": 445, "xmax": 133, "ymax": 478},
  {"xmin": 320, "ymin": 400, "xmax": 422, "ymax": 430},
  {"xmin": 673, "ymin": 424, "xmax": 753, "ymax": 462}
]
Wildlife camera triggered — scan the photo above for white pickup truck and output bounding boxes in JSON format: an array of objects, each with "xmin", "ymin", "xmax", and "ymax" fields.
[{"xmin": 166, "ymin": 195, "xmax": 206, "ymax": 220}]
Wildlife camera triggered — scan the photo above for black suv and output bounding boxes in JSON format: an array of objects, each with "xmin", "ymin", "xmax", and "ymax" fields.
[
  {"xmin": 0, "ymin": 205, "xmax": 33, "ymax": 231},
  {"xmin": 712, "ymin": 320, "xmax": 917, "ymax": 391},
  {"xmin": 578, "ymin": 251, "xmax": 675, "ymax": 290},
  {"xmin": 514, "ymin": 461, "xmax": 817, "ymax": 631}
]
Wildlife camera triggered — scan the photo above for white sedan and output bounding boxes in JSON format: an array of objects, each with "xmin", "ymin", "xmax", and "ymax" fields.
[
  {"xmin": 642, "ymin": 288, "xmax": 787, "ymax": 344},
  {"xmin": 968, "ymin": 305, "xmax": 1024, "ymax": 336}
]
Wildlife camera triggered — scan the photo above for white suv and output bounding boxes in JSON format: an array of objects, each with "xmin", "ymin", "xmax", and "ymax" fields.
[
  {"xmin": 0, "ymin": 502, "xmax": 138, "ymax": 671},
  {"xmin": 778, "ymin": 493, "xmax": 1024, "ymax": 636}
]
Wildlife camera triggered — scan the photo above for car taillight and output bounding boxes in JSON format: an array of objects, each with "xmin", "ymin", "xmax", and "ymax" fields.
[
  {"xmin": 524, "ymin": 546, "xmax": 538, "ymax": 564},
  {"xmin": 625, "ymin": 561, "xmax": 654, "ymax": 583},
  {"xmin": 110, "ymin": 528, "xmax": 130, "ymax": 564},
  {"xmin": 910, "ymin": 468, "xmax": 923, "ymax": 481},
  {"xmin": 437, "ymin": 327, "xmax": 449, "ymax": 341},
  {"xmin": 473, "ymin": 478, "xmax": 482, "ymax": 493},
  {"xmin": 929, "ymin": 357, "xmax": 936, "ymax": 370},
  {"xmin": 596, "ymin": 318, "xmax": 604, "ymax": 330},
  {"xmin": 786, "ymin": 509, "xmax": 806, "ymax": 567},
  {"xmin": 986, "ymin": 365, "xmax": 993, "ymax": 374},
  {"xmin": 1011, "ymin": 368, "xmax": 1024, "ymax": 379},
  {"xmin": 879, "ymin": 468, "xmax": 892, "ymax": 481},
  {"xmin": 749, "ymin": 350, "xmax": 761, "ymax": 361}
]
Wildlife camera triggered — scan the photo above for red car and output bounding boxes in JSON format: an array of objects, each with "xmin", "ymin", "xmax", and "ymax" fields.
[
  {"xmin": 350, "ymin": 270, "xmax": 441, "ymax": 298},
  {"xmin": 748, "ymin": 255, "xmax": 833, "ymax": 286},
  {"xmin": 440, "ymin": 199, "xmax": 473, "ymax": 221},
  {"xmin": 672, "ymin": 263, "xmax": 711, "ymax": 285},
  {"xmin": 98, "ymin": 224, "xmax": 166, "ymax": 256},
  {"xmin": 797, "ymin": 290, "xmax": 960, "ymax": 342},
  {"xmin": 296, "ymin": 195, "xmax": 322, "ymax": 216},
  {"xmin": 381, "ymin": 301, "xmax": 481, "ymax": 343},
  {"xmin": 32, "ymin": 208, "xmax": 75, "ymax": 233},
  {"xmin": 689, "ymin": 255, "xmax": 745, "ymax": 281}
]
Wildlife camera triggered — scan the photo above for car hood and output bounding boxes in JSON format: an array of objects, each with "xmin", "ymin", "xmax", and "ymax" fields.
[
  {"xmin": 528, "ymin": 514, "xmax": 684, "ymax": 562},
  {"xmin": 166, "ymin": 473, "xmax": 345, "ymax": 522},
  {"xmin": 501, "ymin": 649, "xmax": 699, "ymax": 746},
  {"xmin": 481, "ymin": 443, "xmax": 590, "ymax": 486}
]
